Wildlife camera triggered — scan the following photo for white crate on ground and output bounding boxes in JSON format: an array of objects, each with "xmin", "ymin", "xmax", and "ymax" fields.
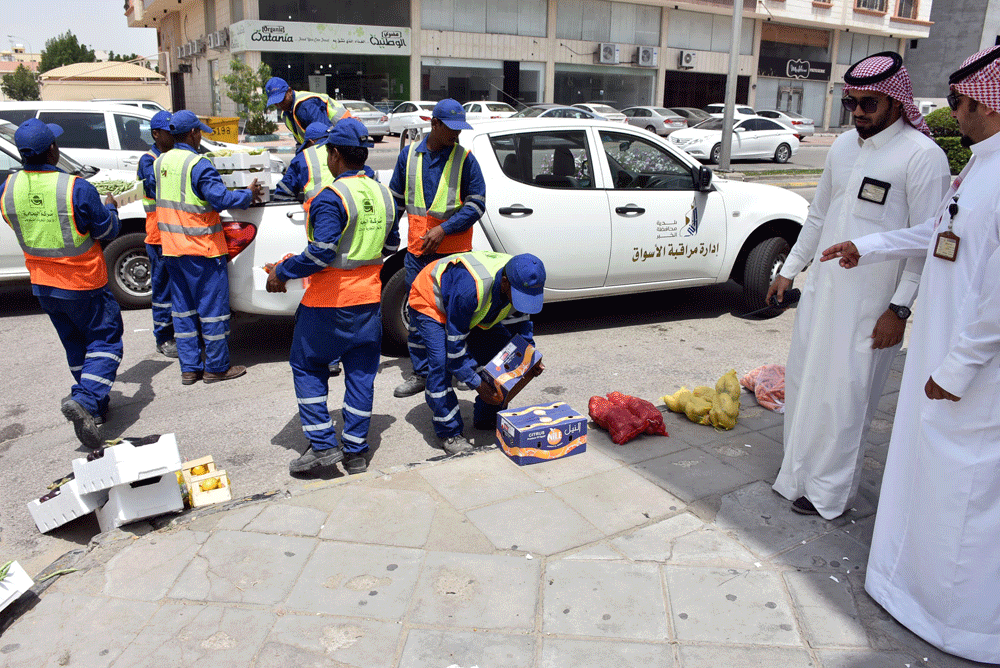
[
  {"xmin": 26, "ymin": 477, "xmax": 109, "ymax": 533},
  {"xmin": 211, "ymin": 152, "xmax": 269, "ymax": 171},
  {"xmin": 0, "ymin": 561, "xmax": 34, "ymax": 613},
  {"xmin": 96, "ymin": 474, "xmax": 184, "ymax": 532},
  {"xmin": 72, "ymin": 433, "xmax": 181, "ymax": 494},
  {"xmin": 220, "ymin": 169, "xmax": 272, "ymax": 188}
]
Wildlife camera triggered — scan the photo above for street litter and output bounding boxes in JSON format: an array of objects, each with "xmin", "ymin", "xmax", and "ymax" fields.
[
  {"xmin": 0, "ymin": 560, "xmax": 33, "ymax": 613},
  {"xmin": 740, "ymin": 364, "xmax": 786, "ymax": 413},
  {"xmin": 661, "ymin": 369, "xmax": 741, "ymax": 429},
  {"xmin": 497, "ymin": 402, "xmax": 587, "ymax": 465}
]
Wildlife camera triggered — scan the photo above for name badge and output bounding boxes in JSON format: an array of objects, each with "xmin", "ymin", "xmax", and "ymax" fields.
[
  {"xmin": 858, "ymin": 177, "xmax": 891, "ymax": 205},
  {"xmin": 934, "ymin": 231, "xmax": 960, "ymax": 262}
]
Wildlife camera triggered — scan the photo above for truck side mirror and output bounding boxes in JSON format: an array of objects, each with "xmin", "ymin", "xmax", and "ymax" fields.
[{"xmin": 694, "ymin": 165, "xmax": 713, "ymax": 192}]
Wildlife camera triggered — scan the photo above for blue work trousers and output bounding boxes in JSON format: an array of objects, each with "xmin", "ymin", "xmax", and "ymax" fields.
[
  {"xmin": 163, "ymin": 255, "xmax": 231, "ymax": 373},
  {"xmin": 146, "ymin": 244, "xmax": 174, "ymax": 346},
  {"xmin": 414, "ymin": 311, "xmax": 512, "ymax": 439},
  {"xmin": 290, "ymin": 303, "xmax": 381, "ymax": 454},
  {"xmin": 404, "ymin": 251, "xmax": 446, "ymax": 379},
  {"xmin": 38, "ymin": 287, "xmax": 124, "ymax": 418}
]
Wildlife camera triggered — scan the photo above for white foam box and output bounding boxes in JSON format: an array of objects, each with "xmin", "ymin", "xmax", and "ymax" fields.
[
  {"xmin": 0, "ymin": 561, "xmax": 34, "ymax": 613},
  {"xmin": 113, "ymin": 182, "xmax": 145, "ymax": 207},
  {"xmin": 96, "ymin": 474, "xmax": 184, "ymax": 532},
  {"xmin": 220, "ymin": 169, "xmax": 272, "ymax": 188},
  {"xmin": 188, "ymin": 469, "xmax": 232, "ymax": 508},
  {"xmin": 72, "ymin": 433, "xmax": 182, "ymax": 494},
  {"xmin": 211, "ymin": 152, "xmax": 269, "ymax": 171},
  {"xmin": 26, "ymin": 477, "xmax": 109, "ymax": 533}
]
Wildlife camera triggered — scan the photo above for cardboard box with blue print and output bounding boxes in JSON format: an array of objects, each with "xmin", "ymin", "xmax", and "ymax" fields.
[
  {"xmin": 478, "ymin": 334, "xmax": 542, "ymax": 405},
  {"xmin": 497, "ymin": 402, "xmax": 588, "ymax": 466}
]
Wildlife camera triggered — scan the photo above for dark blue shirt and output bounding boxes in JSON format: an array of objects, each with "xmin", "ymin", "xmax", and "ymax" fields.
[
  {"xmin": 0, "ymin": 164, "xmax": 120, "ymax": 299},
  {"xmin": 172, "ymin": 143, "xmax": 253, "ymax": 211},
  {"xmin": 275, "ymin": 169, "xmax": 400, "ymax": 282},
  {"xmin": 388, "ymin": 136, "xmax": 486, "ymax": 237},
  {"xmin": 138, "ymin": 145, "xmax": 160, "ymax": 200},
  {"xmin": 277, "ymin": 151, "xmax": 376, "ymax": 199},
  {"xmin": 280, "ymin": 94, "xmax": 331, "ymax": 145}
]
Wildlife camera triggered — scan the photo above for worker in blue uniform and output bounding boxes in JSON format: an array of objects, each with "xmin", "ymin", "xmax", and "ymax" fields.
[
  {"xmin": 388, "ymin": 99, "xmax": 487, "ymax": 399},
  {"xmin": 0, "ymin": 119, "xmax": 122, "ymax": 448},
  {"xmin": 267, "ymin": 118, "xmax": 400, "ymax": 475},
  {"xmin": 137, "ymin": 110, "xmax": 177, "ymax": 358},
  {"xmin": 264, "ymin": 77, "xmax": 352, "ymax": 149}
]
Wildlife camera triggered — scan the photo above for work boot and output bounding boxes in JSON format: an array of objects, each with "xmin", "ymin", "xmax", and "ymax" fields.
[
  {"xmin": 156, "ymin": 339, "xmax": 178, "ymax": 358},
  {"xmin": 329, "ymin": 361, "xmax": 342, "ymax": 377},
  {"xmin": 181, "ymin": 371, "xmax": 203, "ymax": 385},
  {"xmin": 343, "ymin": 453, "xmax": 368, "ymax": 475},
  {"xmin": 289, "ymin": 447, "xmax": 344, "ymax": 474},
  {"xmin": 441, "ymin": 435, "xmax": 474, "ymax": 455},
  {"xmin": 393, "ymin": 374, "xmax": 426, "ymax": 398},
  {"xmin": 203, "ymin": 365, "xmax": 247, "ymax": 384},
  {"xmin": 61, "ymin": 398, "xmax": 101, "ymax": 449}
]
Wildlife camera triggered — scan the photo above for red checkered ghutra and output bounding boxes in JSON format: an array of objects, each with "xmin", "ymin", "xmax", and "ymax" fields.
[
  {"xmin": 844, "ymin": 54, "xmax": 930, "ymax": 137},
  {"xmin": 951, "ymin": 46, "xmax": 1000, "ymax": 113}
]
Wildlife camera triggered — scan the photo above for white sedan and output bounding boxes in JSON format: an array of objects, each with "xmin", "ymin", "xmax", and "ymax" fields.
[
  {"xmin": 462, "ymin": 101, "xmax": 518, "ymax": 121},
  {"xmin": 756, "ymin": 109, "xmax": 815, "ymax": 138},
  {"xmin": 573, "ymin": 103, "xmax": 628, "ymax": 123},
  {"xmin": 668, "ymin": 117, "xmax": 799, "ymax": 164},
  {"xmin": 387, "ymin": 100, "xmax": 437, "ymax": 139}
]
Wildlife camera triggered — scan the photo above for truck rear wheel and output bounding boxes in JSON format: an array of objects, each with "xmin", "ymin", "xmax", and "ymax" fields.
[
  {"xmin": 380, "ymin": 269, "xmax": 410, "ymax": 356},
  {"xmin": 102, "ymin": 232, "xmax": 152, "ymax": 309},
  {"xmin": 742, "ymin": 236, "xmax": 790, "ymax": 312}
]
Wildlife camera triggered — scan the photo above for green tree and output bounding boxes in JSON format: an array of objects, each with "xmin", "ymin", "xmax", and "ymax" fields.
[
  {"xmin": 924, "ymin": 107, "xmax": 970, "ymax": 174},
  {"xmin": 221, "ymin": 59, "xmax": 278, "ymax": 136},
  {"xmin": 1, "ymin": 64, "xmax": 40, "ymax": 101},
  {"xmin": 39, "ymin": 31, "xmax": 96, "ymax": 73},
  {"xmin": 107, "ymin": 51, "xmax": 142, "ymax": 63}
]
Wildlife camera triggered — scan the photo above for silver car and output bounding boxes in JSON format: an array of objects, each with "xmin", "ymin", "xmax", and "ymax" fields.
[
  {"xmin": 573, "ymin": 103, "xmax": 627, "ymax": 123},
  {"xmin": 342, "ymin": 100, "xmax": 389, "ymax": 142},
  {"xmin": 756, "ymin": 109, "xmax": 815, "ymax": 138},
  {"xmin": 621, "ymin": 106, "xmax": 688, "ymax": 135}
]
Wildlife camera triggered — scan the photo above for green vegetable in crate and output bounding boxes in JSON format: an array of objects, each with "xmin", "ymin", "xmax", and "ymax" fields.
[
  {"xmin": 715, "ymin": 369, "xmax": 741, "ymax": 401},
  {"xmin": 93, "ymin": 180, "xmax": 138, "ymax": 196},
  {"xmin": 709, "ymin": 392, "xmax": 740, "ymax": 430}
]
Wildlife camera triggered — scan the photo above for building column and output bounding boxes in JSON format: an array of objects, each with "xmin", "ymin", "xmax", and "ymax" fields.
[
  {"xmin": 656, "ymin": 7, "xmax": 668, "ymax": 106},
  {"xmin": 410, "ymin": 0, "xmax": 422, "ymax": 99},
  {"xmin": 823, "ymin": 29, "xmax": 841, "ymax": 131},
  {"xmin": 545, "ymin": 0, "xmax": 557, "ymax": 103},
  {"xmin": 748, "ymin": 19, "xmax": 761, "ymax": 108}
]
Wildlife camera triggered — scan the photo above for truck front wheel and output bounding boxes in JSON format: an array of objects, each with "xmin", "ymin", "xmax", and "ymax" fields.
[
  {"xmin": 102, "ymin": 232, "xmax": 152, "ymax": 309},
  {"xmin": 380, "ymin": 269, "xmax": 410, "ymax": 356},
  {"xmin": 742, "ymin": 236, "xmax": 790, "ymax": 312}
]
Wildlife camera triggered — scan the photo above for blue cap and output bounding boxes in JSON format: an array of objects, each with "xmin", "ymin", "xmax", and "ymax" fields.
[
  {"xmin": 320, "ymin": 118, "xmax": 374, "ymax": 149},
  {"xmin": 432, "ymin": 98, "xmax": 473, "ymax": 130},
  {"xmin": 14, "ymin": 118, "xmax": 63, "ymax": 158},
  {"xmin": 265, "ymin": 77, "xmax": 290, "ymax": 107},
  {"xmin": 149, "ymin": 110, "xmax": 172, "ymax": 130},
  {"xmin": 303, "ymin": 122, "xmax": 329, "ymax": 143},
  {"xmin": 169, "ymin": 110, "xmax": 213, "ymax": 136},
  {"xmin": 505, "ymin": 253, "xmax": 546, "ymax": 314}
]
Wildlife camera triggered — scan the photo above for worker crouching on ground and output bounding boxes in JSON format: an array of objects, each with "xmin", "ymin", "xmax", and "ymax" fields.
[
  {"xmin": 267, "ymin": 118, "xmax": 400, "ymax": 476},
  {"xmin": 408, "ymin": 251, "xmax": 546, "ymax": 454}
]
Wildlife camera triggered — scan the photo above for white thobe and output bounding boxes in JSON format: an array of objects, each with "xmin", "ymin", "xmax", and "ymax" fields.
[
  {"xmin": 772, "ymin": 119, "xmax": 950, "ymax": 519},
  {"xmin": 854, "ymin": 130, "xmax": 1000, "ymax": 663}
]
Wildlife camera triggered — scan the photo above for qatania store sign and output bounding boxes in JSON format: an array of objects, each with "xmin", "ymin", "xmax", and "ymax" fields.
[{"xmin": 229, "ymin": 20, "xmax": 411, "ymax": 56}]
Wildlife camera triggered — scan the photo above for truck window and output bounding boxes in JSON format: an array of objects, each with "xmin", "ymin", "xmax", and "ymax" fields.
[
  {"xmin": 490, "ymin": 130, "xmax": 594, "ymax": 189},
  {"xmin": 37, "ymin": 112, "xmax": 110, "ymax": 150}
]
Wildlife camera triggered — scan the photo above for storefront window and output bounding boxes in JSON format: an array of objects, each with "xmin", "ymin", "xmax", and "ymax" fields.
[
  {"xmin": 421, "ymin": 58, "xmax": 543, "ymax": 104},
  {"xmin": 837, "ymin": 33, "xmax": 899, "ymax": 65},
  {"xmin": 666, "ymin": 10, "xmax": 753, "ymax": 56},
  {"xmin": 423, "ymin": 0, "xmax": 546, "ymax": 37},
  {"xmin": 261, "ymin": 52, "xmax": 410, "ymax": 106},
  {"xmin": 557, "ymin": 0, "xmax": 660, "ymax": 47},
  {"xmin": 259, "ymin": 0, "xmax": 409, "ymax": 28},
  {"xmin": 554, "ymin": 64, "xmax": 654, "ymax": 108}
]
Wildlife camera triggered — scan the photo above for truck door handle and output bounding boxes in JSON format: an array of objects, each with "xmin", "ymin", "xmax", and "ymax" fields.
[
  {"xmin": 615, "ymin": 205, "xmax": 645, "ymax": 215},
  {"xmin": 498, "ymin": 205, "xmax": 533, "ymax": 216}
]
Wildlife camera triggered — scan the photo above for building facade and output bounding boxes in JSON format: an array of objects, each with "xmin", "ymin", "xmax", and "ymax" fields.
[{"xmin": 127, "ymin": 0, "xmax": 935, "ymax": 130}]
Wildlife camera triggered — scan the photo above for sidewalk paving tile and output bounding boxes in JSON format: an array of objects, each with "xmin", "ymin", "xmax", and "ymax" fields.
[
  {"xmin": 398, "ymin": 629, "xmax": 535, "ymax": 668},
  {"xmin": 243, "ymin": 503, "xmax": 328, "ymax": 536},
  {"xmin": 666, "ymin": 566, "xmax": 800, "ymax": 645},
  {"xmin": 563, "ymin": 542, "xmax": 625, "ymax": 560},
  {"xmin": 609, "ymin": 512, "xmax": 703, "ymax": 562},
  {"xmin": 773, "ymin": 528, "xmax": 871, "ymax": 574},
  {"xmin": 540, "ymin": 637, "xmax": 672, "ymax": 667},
  {"xmin": 664, "ymin": 413, "xmax": 752, "ymax": 448},
  {"xmin": 254, "ymin": 614, "xmax": 402, "ymax": 668},
  {"xmin": 695, "ymin": 431, "xmax": 784, "ymax": 482},
  {"xmin": 102, "ymin": 529, "xmax": 208, "ymax": 601},
  {"xmin": 212, "ymin": 503, "xmax": 266, "ymax": 531},
  {"xmin": 407, "ymin": 552, "xmax": 539, "ymax": 629},
  {"xmin": 814, "ymin": 650, "xmax": 924, "ymax": 668},
  {"xmin": 735, "ymin": 403, "xmax": 786, "ymax": 431},
  {"xmin": 550, "ymin": 467, "xmax": 685, "ymax": 535},
  {"xmin": 109, "ymin": 602, "xmax": 275, "ymax": 667},
  {"xmin": 667, "ymin": 526, "xmax": 761, "ymax": 568},
  {"xmin": 783, "ymin": 571, "xmax": 869, "ymax": 648},
  {"xmin": 419, "ymin": 451, "xmax": 539, "ymax": 511},
  {"xmin": 517, "ymin": 446, "xmax": 621, "ymax": 487},
  {"xmin": 465, "ymin": 490, "xmax": 602, "ymax": 555},
  {"xmin": 169, "ymin": 530, "xmax": 317, "ymax": 605},
  {"xmin": 421, "ymin": 500, "xmax": 497, "ymax": 554},
  {"xmin": 677, "ymin": 645, "xmax": 817, "ymax": 668},
  {"xmin": 284, "ymin": 541, "xmax": 423, "ymax": 619},
  {"xmin": 609, "ymin": 512, "xmax": 757, "ymax": 568},
  {"xmin": 542, "ymin": 560, "xmax": 668, "ymax": 640},
  {"xmin": 633, "ymin": 447, "xmax": 755, "ymax": 503},
  {"xmin": 316, "ymin": 487, "xmax": 437, "ymax": 548}
]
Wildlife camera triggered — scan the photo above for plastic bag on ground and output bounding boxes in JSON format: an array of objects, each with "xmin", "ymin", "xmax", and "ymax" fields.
[
  {"xmin": 606, "ymin": 391, "xmax": 668, "ymax": 436},
  {"xmin": 589, "ymin": 396, "xmax": 646, "ymax": 444},
  {"xmin": 740, "ymin": 364, "xmax": 786, "ymax": 413}
]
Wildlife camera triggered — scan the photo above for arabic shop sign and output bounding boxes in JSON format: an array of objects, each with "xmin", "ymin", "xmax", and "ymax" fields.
[
  {"xmin": 758, "ymin": 56, "xmax": 830, "ymax": 81},
  {"xmin": 229, "ymin": 20, "xmax": 410, "ymax": 56}
]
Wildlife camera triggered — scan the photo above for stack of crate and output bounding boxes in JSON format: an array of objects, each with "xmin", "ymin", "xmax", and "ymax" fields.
[
  {"xmin": 210, "ymin": 152, "xmax": 272, "ymax": 202},
  {"xmin": 0, "ymin": 560, "xmax": 34, "ymax": 613}
]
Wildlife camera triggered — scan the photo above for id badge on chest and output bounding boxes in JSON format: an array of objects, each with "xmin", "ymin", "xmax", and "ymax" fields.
[{"xmin": 934, "ymin": 197, "xmax": 961, "ymax": 262}]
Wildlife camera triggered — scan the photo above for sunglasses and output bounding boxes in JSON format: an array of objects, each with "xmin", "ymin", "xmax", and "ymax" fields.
[
  {"xmin": 947, "ymin": 91, "xmax": 963, "ymax": 111},
  {"xmin": 841, "ymin": 96, "xmax": 880, "ymax": 113}
]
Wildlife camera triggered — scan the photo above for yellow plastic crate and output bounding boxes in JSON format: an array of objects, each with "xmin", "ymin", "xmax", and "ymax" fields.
[{"xmin": 199, "ymin": 116, "xmax": 240, "ymax": 144}]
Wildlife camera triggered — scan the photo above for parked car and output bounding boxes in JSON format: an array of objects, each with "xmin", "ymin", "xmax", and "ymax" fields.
[
  {"xmin": 703, "ymin": 103, "xmax": 758, "ymax": 119},
  {"xmin": 0, "ymin": 120, "xmax": 157, "ymax": 308},
  {"xmin": 462, "ymin": 101, "xmax": 518, "ymax": 121},
  {"xmin": 91, "ymin": 99, "xmax": 169, "ymax": 113},
  {"xmin": 756, "ymin": 109, "xmax": 815, "ymax": 138},
  {"xmin": 0, "ymin": 101, "xmax": 284, "ymax": 175},
  {"xmin": 387, "ymin": 100, "xmax": 437, "ymax": 139},
  {"xmin": 573, "ymin": 103, "xmax": 627, "ymax": 123},
  {"xmin": 510, "ymin": 104, "xmax": 606, "ymax": 120},
  {"xmin": 341, "ymin": 100, "xmax": 388, "ymax": 141},
  {"xmin": 669, "ymin": 116, "xmax": 800, "ymax": 164},
  {"xmin": 669, "ymin": 107, "xmax": 713, "ymax": 124},
  {"xmin": 621, "ymin": 106, "xmax": 687, "ymax": 135}
]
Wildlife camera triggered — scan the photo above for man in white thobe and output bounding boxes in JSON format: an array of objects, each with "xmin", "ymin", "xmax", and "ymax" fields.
[
  {"xmin": 766, "ymin": 52, "xmax": 950, "ymax": 519},
  {"xmin": 821, "ymin": 45, "xmax": 1000, "ymax": 664}
]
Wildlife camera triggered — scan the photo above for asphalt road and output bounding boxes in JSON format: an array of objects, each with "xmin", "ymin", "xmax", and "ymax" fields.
[{"xmin": 0, "ymin": 165, "xmax": 822, "ymax": 579}]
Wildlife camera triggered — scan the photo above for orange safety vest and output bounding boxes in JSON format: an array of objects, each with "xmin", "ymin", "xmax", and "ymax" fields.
[
  {"xmin": 141, "ymin": 149, "xmax": 160, "ymax": 245},
  {"xmin": 403, "ymin": 142, "xmax": 476, "ymax": 255},
  {"xmin": 154, "ymin": 149, "xmax": 227, "ymax": 258},
  {"xmin": 300, "ymin": 172, "xmax": 395, "ymax": 309},
  {"xmin": 409, "ymin": 251, "xmax": 513, "ymax": 328},
  {"xmin": 0, "ymin": 170, "xmax": 108, "ymax": 290}
]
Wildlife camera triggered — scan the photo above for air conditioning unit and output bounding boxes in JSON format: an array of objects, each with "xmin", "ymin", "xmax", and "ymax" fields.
[
  {"xmin": 637, "ymin": 46, "xmax": 658, "ymax": 67},
  {"xmin": 180, "ymin": 43, "xmax": 192, "ymax": 58},
  {"xmin": 191, "ymin": 39, "xmax": 206, "ymax": 55},
  {"xmin": 597, "ymin": 43, "xmax": 620, "ymax": 65},
  {"xmin": 178, "ymin": 63, "xmax": 192, "ymax": 74},
  {"xmin": 207, "ymin": 29, "xmax": 229, "ymax": 49},
  {"xmin": 176, "ymin": 46, "xmax": 185, "ymax": 60},
  {"xmin": 678, "ymin": 50, "xmax": 697, "ymax": 70}
]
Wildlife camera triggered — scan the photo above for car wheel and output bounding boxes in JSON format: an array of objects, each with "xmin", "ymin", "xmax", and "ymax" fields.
[
  {"xmin": 102, "ymin": 231, "xmax": 152, "ymax": 309},
  {"xmin": 380, "ymin": 268, "xmax": 410, "ymax": 356},
  {"xmin": 742, "ymin": 236, "xmax": 790, "ymax": 312},
  {"xmin": 710, "ymin": 144, "xmax": 721, "ymax": 164},
  {"xmin": 773, "ymin": 143, "xmax": 791, "ymax": 164},
  {"xmin": 373, "ymin": 134, "xmax": 383, "ymax": 143},
  {"xmin": 645, "ymin": 125, "xmax": 657, "ymax": 133}
]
